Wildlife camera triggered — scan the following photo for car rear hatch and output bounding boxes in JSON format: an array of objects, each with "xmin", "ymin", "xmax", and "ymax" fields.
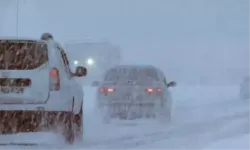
[
  {"xmin": 99, "ymin": 67, "xmax": 162, "ymax": 102},
  {"xmin": 0, "ymin": 39, "xmax": 50, "ymax": 104},
  {"xmin": 100, "ymin": 80, "xmax": 136, "ymax": 100},
  {"xmin": 100, "ymin": 80, "xmax": 162, "ymax": 102}
]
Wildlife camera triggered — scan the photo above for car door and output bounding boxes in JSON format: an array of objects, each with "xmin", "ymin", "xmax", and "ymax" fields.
[
  {"xmin": 55, "ymin": 46, "xmax": 73, "ymax": 95},
  {"xmin": 57, "ymin": 46, "xmax": 83, "ymax": 112},
  {"xmin": 159, "ymin": 71, "xmax": 172, "ymax": 109}
]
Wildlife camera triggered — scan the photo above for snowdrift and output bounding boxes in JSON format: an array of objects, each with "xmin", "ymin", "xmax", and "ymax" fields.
[{"xmin": 202, "ymin": 133, "xmax": 249, "ymax": 149}]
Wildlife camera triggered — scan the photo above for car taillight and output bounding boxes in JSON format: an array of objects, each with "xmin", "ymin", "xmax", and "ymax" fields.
[
  {"xmin": 156, "ymin": 88, "xmax": 162, "ymax": 92},
  {"xmin": 99, "ymin": 87, "xmax": 115, "ymax": 93},
  {"xmin": 146, "ymin": 88, "xmax": 154, "ymax": 93},
  {"xmin": 50, "ymin": 67, "xmax": 60, "ymax": 91},
  {"xmin": 146, "ymin": 88, "xmax": 162, "ymax": 93},
  {"xmin": 107, "ymin": 88, "xmax": 114, "ymax": 92}
]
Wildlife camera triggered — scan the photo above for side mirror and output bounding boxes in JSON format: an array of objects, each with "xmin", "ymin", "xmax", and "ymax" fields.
[
  {"xmin": 92, "ymin": 81, "xmax": 100, "ymax": 87},
  {"xmin": 74, "ymin": 66, "xmax": 87, "ymax": 77},
  {"xmin": 167, "ymin": 81, "xmax": 176, "ymax": 88}
]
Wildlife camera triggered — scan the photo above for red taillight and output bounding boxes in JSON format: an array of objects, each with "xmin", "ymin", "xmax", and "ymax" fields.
[
  {"xmin": 99, "ymin": 87, "xmax": 115, "ymax": 93},
  {"xmin": 107, "ymin": 88, "xmax": 114, "ymax": 92},
  {"xmin": 156, "ymin": 88, "xmax": 162, "ymax": 92},
  {"xmin": 146, "ymin": 88, "xmax": 162, "ymax": 93},
  {"xmin": 50, "ymin": 69, "xmax": 57, "ymax": 77},
  {"xmin": 146, "ymin": 88, "xmax": 154, "ymax": 93},
  {"xmin": 50, "ymin": 67, "xmax": 60, "ymax": 91},
  {"xmin": 99, "ymin": 88, "xmax": 105, "ymax": 93}
]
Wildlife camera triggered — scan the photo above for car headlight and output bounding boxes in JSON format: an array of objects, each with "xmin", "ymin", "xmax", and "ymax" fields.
[
  {"xmin": 74, "ymin": 60, "xmax": 79, "ymax": 65},
  {"xmin": 86, "ymin": 58, "xmax": 94, "ymax": 66}
]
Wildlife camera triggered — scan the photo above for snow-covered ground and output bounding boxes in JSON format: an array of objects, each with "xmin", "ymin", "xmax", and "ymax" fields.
[
  {"xmin": 0, "ymin": 84, "xmax": 248, "ymax": 149},
  {"xmin": 202, "ymin": 133, "xmax": 249, "ymax": 149},
  {"xmin": 82, "ymin": 84, "xmax": 249, "ymax": 149}
]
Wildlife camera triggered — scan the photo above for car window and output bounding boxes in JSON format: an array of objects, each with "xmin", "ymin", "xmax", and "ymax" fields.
[
  {"xmin": 57, "ymin": 46, "xmax": 71, "ymax": 75},
  {"xmin": 138, "ymin": 68, "xmax": 159, "ymax": 82},
  {"xmin": 0, "ymin": 40, "xmax": 48, "ymax": 70},
  {"xmin": 104, "ymin": 67, "xmax": 159, "ymax": 82},
  {"xmin": 104, "ymin": 68, "xmax": 132, "ymax": 81}
]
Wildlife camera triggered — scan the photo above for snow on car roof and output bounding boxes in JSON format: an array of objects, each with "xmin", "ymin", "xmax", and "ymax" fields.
[{"xmin": 0, "ymin": 36, "xmax": 47, "ymax": 43}]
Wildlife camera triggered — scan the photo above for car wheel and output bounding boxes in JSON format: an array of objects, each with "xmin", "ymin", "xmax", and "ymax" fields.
[
  {"xmin": 63, "ymin": 112, "xmax": 75, "ymax": 144},
  {"xmin": 158, "ymin": 101, "xmax": 171, "ymax": 123},
  {"xmin": 74, "ymin": 105, "xmax": 83, "ymax": 141}
]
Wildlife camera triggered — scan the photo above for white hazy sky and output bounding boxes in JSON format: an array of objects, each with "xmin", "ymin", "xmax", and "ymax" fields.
[{"xmin": 0, "ymin": 0, "xmax": 249, "ymax": 84}]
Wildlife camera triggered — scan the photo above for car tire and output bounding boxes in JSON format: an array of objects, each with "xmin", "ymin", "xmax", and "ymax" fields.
[
  {"xmin": 63, "ymin": 110, "xmax": 83, "ymax": 144},
  {"xmin": 158, "ymin": 99, "xmax": 171, "ymax": 123},
  {"xmin": 74, "ymin": 105, "xmax": 83, "ymax": 141},
  {"xmin": 63, "ymin": 112, "xmax": 75, "ymax": 144}
]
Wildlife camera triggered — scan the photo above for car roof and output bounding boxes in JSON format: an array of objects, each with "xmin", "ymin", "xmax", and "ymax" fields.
[{"xmin": 0, "ymin": 36, "xmax": 48, "ymax": 43}]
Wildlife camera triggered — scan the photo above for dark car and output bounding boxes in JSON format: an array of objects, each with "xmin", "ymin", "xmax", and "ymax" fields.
[{"xmin": 92, "ymin": 65, "xmax": 176, "ymax": 122}]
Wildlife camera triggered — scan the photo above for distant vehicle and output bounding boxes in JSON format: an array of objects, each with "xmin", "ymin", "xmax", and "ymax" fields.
[
  {"xmin": 92, "ymin": 65, "xmax": 176, "ymax": 123},
  {"xmin": 0, "ymin": 33, "xmax": 87, "ymax": 144},
  {"xmin": 64, "ymin": 41, "xmax": 122, "ymax": 85},
  {"xmin": 240, "ymin": 76, "xmax": 249, "ymax": 100}
]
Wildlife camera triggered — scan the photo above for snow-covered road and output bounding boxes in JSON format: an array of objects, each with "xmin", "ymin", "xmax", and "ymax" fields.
[
  {"xmin": 0, "ymin": 85, "xmax": 248, "ymax": 149},
  {"xmin": 83, "ymin": 85, "xmax": 249, "ymax": 149}
]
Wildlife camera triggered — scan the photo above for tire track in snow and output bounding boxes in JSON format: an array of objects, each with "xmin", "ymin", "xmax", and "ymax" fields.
[
  {"xmin": 85, "ymin": 100, "xmax": 244, "ymax": 147},
  {"xmin": 86, "ymin": 111, "xmax": 249, "ymax": 149}
]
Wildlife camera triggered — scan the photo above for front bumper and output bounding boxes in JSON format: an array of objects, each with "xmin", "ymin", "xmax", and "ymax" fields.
[{"xmin": 0, "ymin": 111, "xmax": 70, "ymax": 134}]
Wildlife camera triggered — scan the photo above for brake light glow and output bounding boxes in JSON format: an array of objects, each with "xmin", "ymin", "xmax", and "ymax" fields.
[
  {"xmin": 99, "ymin": 88, "xmax": 105, "ymax": 92},
  {"xmin": 107, "ymin": 88, "xmax": 114, "ymax": 92},
  {"xmin": 146, "ymin": 88, "xmax": 162, "ymax": 93},
  {"xmin": 156, "ymin": 88, "xmax": 162, "ymax": 92},
  {"xmin": 99, "ymin": 87, "xmax": 115, "ymax": 93},
  {"xmin": 50, "ymin": 69, "xmax": 57, "ymax": 77},
  {"xmin": 50, "ymin": 68, "xmax": 60, "ymax": 91},
  {"xmin": 146, "ymin": 88, "xmax": 154, "ymax": 93}
]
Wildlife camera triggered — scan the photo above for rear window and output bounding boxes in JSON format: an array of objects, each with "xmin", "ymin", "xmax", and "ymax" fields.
[
  {"xmin": 104, "ymin": 67, "xmax": 159, "ymax": 82},
  {"xmin": 0, "ymin": 40, "xmax": 48, "ymax": 70}
]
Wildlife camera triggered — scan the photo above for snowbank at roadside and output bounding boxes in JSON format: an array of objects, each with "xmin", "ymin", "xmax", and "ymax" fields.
[{"xmin": 202, "ymin": 134, "xmax": 249, "ymax": 149}]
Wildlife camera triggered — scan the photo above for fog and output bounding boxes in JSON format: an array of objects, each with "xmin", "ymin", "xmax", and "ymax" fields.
[{"xmin": 0, "ymin": 0, "xmax": 249, "ymax": 85}]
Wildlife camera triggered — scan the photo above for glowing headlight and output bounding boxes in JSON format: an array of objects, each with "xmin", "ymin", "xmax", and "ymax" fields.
[
  {"xmin": 86, "ymin": 58, "xmax": 94, "ymax": 65},
  {"xmin": 74, "ymin": 60, "xmax": 78, "ymax": 65}
]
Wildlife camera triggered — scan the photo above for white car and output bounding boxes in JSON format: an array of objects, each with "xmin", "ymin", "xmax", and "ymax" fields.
[{"xmin": 0, "ymin": 34, "xmax": 87, "ymax": 144}]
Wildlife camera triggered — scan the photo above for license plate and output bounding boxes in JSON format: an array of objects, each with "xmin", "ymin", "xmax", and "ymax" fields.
[{"xmin": 0, "ymin": 86, "xmax": 24, "ymax": 93}]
